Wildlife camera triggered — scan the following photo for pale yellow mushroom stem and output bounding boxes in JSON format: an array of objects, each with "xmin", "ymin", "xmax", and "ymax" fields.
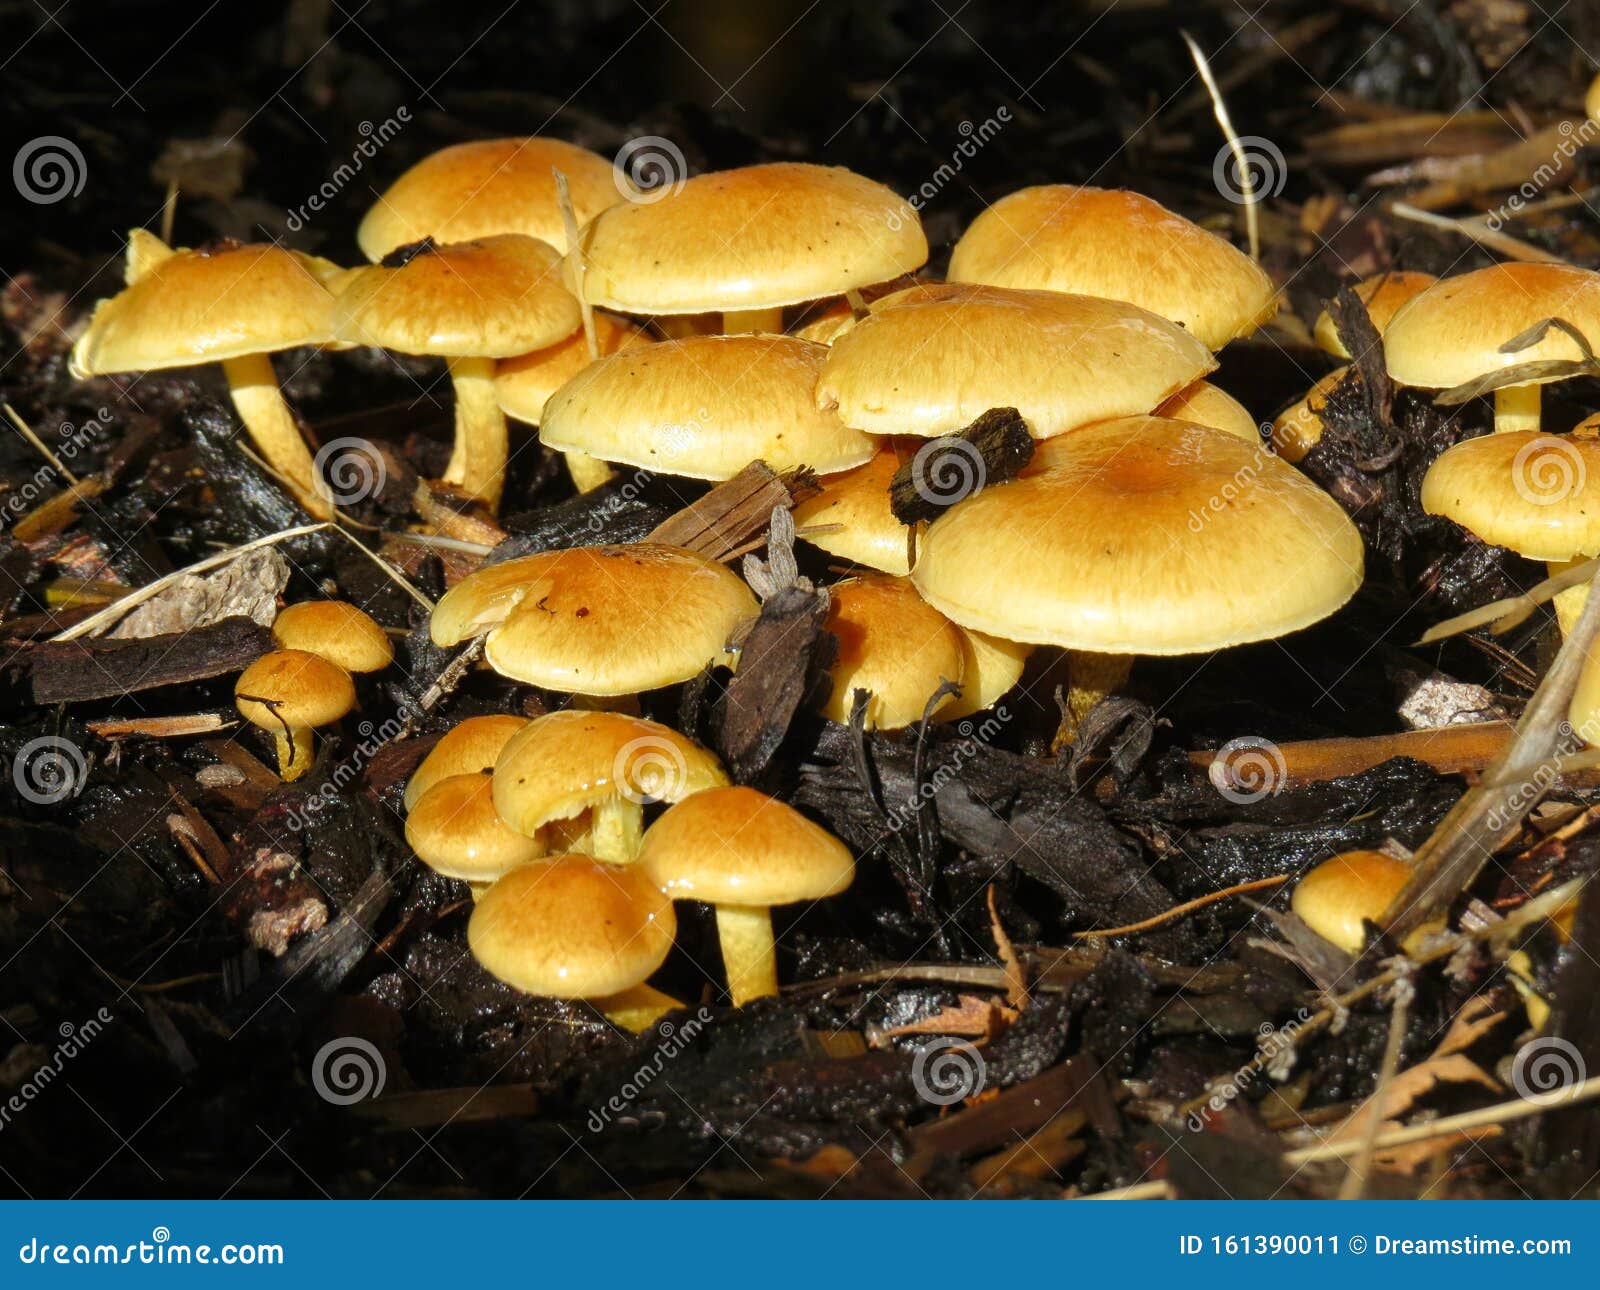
[
  {"xmin": 274, "ymin": 726, "xmax": 316, "ymax": 781},
  {"xmin": 564, "ymin": 451, "xmax": 614, "ymax": 493},
  {"xmin": 442, "ymin": 355, "xmax": 507, "ymax": 509},
  {"xmin": 1493, "ymin": 383, "xmax": 1542, "ymax": 435},
  {"xmin": 590, "ymin": 796, "xmax": 645, "ymax": 864},
  {"xmin": 595, "ymin": 983, "xmax": 686, "ymax": 1032},
  {"xmin": 1550, "ymin": 559, "xmax": 1588, "ymax": 637},
  {"xmin": 220, "ymin": 353, "xmax": 332, "ymax": 519},
  {"xmin": 721, "ymin": 307, "xmax": 783, "ymax": 334},
  {"xmin": 1059, "ymin": 651, "xmax": 1134, "ymax": 745},
  {"xmin": 715, "ymin": 903, "xmax": 778, "ymax": 1006}
]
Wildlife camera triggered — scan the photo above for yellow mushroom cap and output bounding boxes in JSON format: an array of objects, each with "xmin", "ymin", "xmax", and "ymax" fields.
[
  {"xmin": 492, "ymin": 710, "xmax": 727, "ymax": 836},
  {"xmin": 495, "ymin": 311, "xmax": 651, "ymax": 426},
  {"xmin": 1312, "ymin": 271, "xmax": 1437, "ymax": 358},
  {"xmin": 404, "ymin": 714, "xmax": 531, "ymax": 811},
  {"xmin": 791, "ymin": 439, "xmax": 914, "ymax": 575},
  {"xmin": 793, "ymin": 298, "xmax": 859, "ymax": 345},
  {"xmin": 357, "ymin": 137, "xmax": 622, "ymax": 262},
  {"xmin": 70, "ymin": 241, "xmax": 335, "ymax": 376},
  {"xmin": 913, "ymin": 416, "xmax": 1364, "ymax": 654},
  {"xmin": 575, "ymin": 162, "xmax": 927, "ymax": 315},
  {"xmin": 468, "ymin": 855, "xmax": 676, "ymax": 998},
  {"xmin": 271, "ymin": 600, "xmax": 393, "ymax": 673},
  {"xmin": 821, "ymin": 573, "xmax": 967, "ymax": 729},
  {"xmin": 815, "ymin": 283, "xmax": 1215, "ymax": 439},
  {"xmin": 1291, "ymin": 849, "xmax": 1414, "ymax": 953},
  {"xmin": 943, "ymin": 629, "xmax": 1031, "ymax": 721},
  {"xmin": 234, "ymin": 649, "xmax": 356, "ymax": 731},
  {"xmin": 405, "ymin": 772, "xmax": 545, "ymax": 882},
  {"xmin": 430, "ymin": 543, "xmax": 757, "ymax": 695},
  {"xmin": 946, "ymin": 185, "xmax": 1278, "ymax": 349},
  {"xmin": 1420, "ymin": 429, "xmax": 1600, "ymax": 561},
  {"xmin": 541, "ymin": 333, "xmax": 873, "ymax": 481},
  {"xmin": 1156, "ymin": 380, "xmax": 1259, "ymax": 443},
  {"xmin": 1271, "ymin": 367, "xmax": 1347, "ymax": 463},
  {"xmin": 1384, "ymin": 263, "xmax": 1600, "ymax": 390},
  {"xmin": 331, "ymin": 235, "xmax": 580, "ymax": 359},
  {"xmin": 639, "ymin": 786, "xmax": 854, "ymax": 906}
]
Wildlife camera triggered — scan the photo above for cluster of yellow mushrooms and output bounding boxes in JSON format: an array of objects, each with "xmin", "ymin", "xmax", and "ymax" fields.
[{"xmin": 67, "ymin": 134, "xmax": 1600, "ymax": 1022}]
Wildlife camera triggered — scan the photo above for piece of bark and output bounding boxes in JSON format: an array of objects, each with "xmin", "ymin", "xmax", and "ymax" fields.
[
  {"xmin": 24, "ymin": 615, "xmax": 270, "ymax": 703},
  {"xmin": 108, "ymin": 547, "xmax": 288, "ymax": 639},
  {"xmin": 648, "ymin": 461, "xmax": 818, "ymax": 561},
  {"xmin": 888, "ymin": 407, "xmax": 1034, "ymax": 525},
  {"xmin": 85, "ymin": 712, "xmax": 235, "ymax": 739}
]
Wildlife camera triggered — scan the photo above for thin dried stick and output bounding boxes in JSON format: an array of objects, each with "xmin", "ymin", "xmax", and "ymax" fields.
[
  {"xmin": 1183, "ymin": 32, "xmax": 1259, "ymax": 260},
  {"xmin": 1073, "ymin": 876, "xmax": 1288, "ymax": 939}
]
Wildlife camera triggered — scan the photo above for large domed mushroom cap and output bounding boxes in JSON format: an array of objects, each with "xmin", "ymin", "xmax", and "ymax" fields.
[
  {"xmin": 912, "ymin": 416, "xmax": 1364, "ymax": 654},
  {"xmin": 947, "ymin": 185, "xmax": 1278, "ymax": 349}
]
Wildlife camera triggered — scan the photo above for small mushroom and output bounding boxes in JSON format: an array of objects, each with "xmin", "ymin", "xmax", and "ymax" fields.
[
  {"xmin": 234, "ymin": 649, "xmax": 356, "ymax": 780},
  {"xmin": 331, "ymin": 235, "xmax": 580, "ymax": 509},
  {"xmin": 69, "ymin": 231, "xmax": 340, "ymax": 517},
  {"xmin": 1384, "ymin": 262, "xmax": 1600, "ymax": 435},
  {"xmin": 638, "ymin": 786, "xmax": 853, "ymax": 1005},
  {"xmin": 791, "ymin": 439, "xmax": 916, "ymax": 575},
  {"xmin": 541, "ymin": 333, "xmax": 873, "ymax": 481},
  {"xmin": 272, "ymin": 600, "xmax": 393, "ymax": 673},
  {"xmin": 1155, "ymin": 380, "xmax": 1259, "ymax": 442},
  {"xmin": 404, "ymin": 714, "xmax": 531, "ymax": 811},
  {"xmin": 405, "ymin": 772, "xmax": 543, "ymax": 884},
  {"xmin": 819, "ymin": 573, "xmax": 968, "ymax": 730},
  {"xmin": 430, "ymin": 543, "xmax": 757, "ymax": 696},
  {"xmin": 1292, "ymin": 849, "xmax": 1434, "ymax": 954},
  {"xmin": 1311, "ymin": 271, "xmax": 1435, "ymax": 358},
  {"xmin": 575, "ymin": 161, "xmax": 927, "ymax": 334},
  {"xmin": 493, "ymin": 710, "xmax": 727, "ymax": 863},
  {"xmin": 468, "ymin": 855, "xmax": 678, "ymax": 1030},
  {"xmin": 948, "ymin": 185, "xmax": 1278, "ymax": 350},
  {"xmin": 1270, "ymin": 367, "xmax": 1347, "ymax": 463}
]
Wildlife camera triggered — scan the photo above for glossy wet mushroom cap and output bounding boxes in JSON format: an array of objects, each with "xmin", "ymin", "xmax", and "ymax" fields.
[
  {"xmin": 492, "ymin": 709, "xmax": 727, "ymax": 840},
  {"xmin": 468, "ymin": 856, "xmax": 676, "ymax": 998},
  {"xmin": 495, "ymin": 311, "xmax": 651, "ymax": 427},
  {"xmin": 358, "ymin": 137, "xmax": 622, "ymax": 261},
  {"xmin": 1291, "ymin": 849, "xmax": 1414, "ymax": 954},
  {"xmin": 272, "ymin": 600, "xmax": 393, "ymax": 673},
  {"xmin": 541, "ymin": 333, "xmax": 873, "ymax": 480},
  {"xmin": 575, "ymin": 162, "xmax": 927, "ymax": 320},
  {"xmin": 820, "ymin": 573, "xmax": 968, "ymax": 730},
  {"xmin": 234, "ymin": 649, "xmax": 357, "ymax": 780},
  {"xmin": 1271, "ymin": 367, "xmax": 1347, "ymax": 463},
  {"xmin": 405, "ymin": 772, "xmax": 544, "ymax": 883},
  {"xmin": 912, "ymin": 416, "xmax": 1364, "ymax": 653},
  {"xmin": 1312, "ymin": 271, "xmax": 1436, "ymax": 358},
  {"xmin": 947, "ymin": 185, "xmax": 1278, "ymax": 349},
  {"xmin": 791, "ymin": 439, "xmax": 915, "ymax": 575},
  {"xmin": 430, "ymin": 543, "xmax": 758, "ymax": 695},
  {"xmin": 815, "ymin": 283, "xmax": 1215, "ymax": 439},
  {"xmin": 404, "ymin": 714, "xmax": 531, "ymax": 811},
  {"xmin": 1155, "ymin": 380, "xmax": 1259, "ymax": 442}
]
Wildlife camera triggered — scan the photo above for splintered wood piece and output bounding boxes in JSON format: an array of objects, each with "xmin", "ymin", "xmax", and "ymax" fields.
[
  {"xmin": 1195, "ymin": 721, "xmax": 1518, "ymax": 793},
  {"xmin": 888, "ymin": 406, "xmax": 1034, "ymax": 526},
  {"xmin": 23, "ymin": 616, "xmax": 271, "ymax": 703},
  {"xmin": 647, "ymin": 461, "xmax": 818, "ymax": 561},
  {"xmin": 86, "ymin": 713, "xmax": 235, "ymax": 739}
]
